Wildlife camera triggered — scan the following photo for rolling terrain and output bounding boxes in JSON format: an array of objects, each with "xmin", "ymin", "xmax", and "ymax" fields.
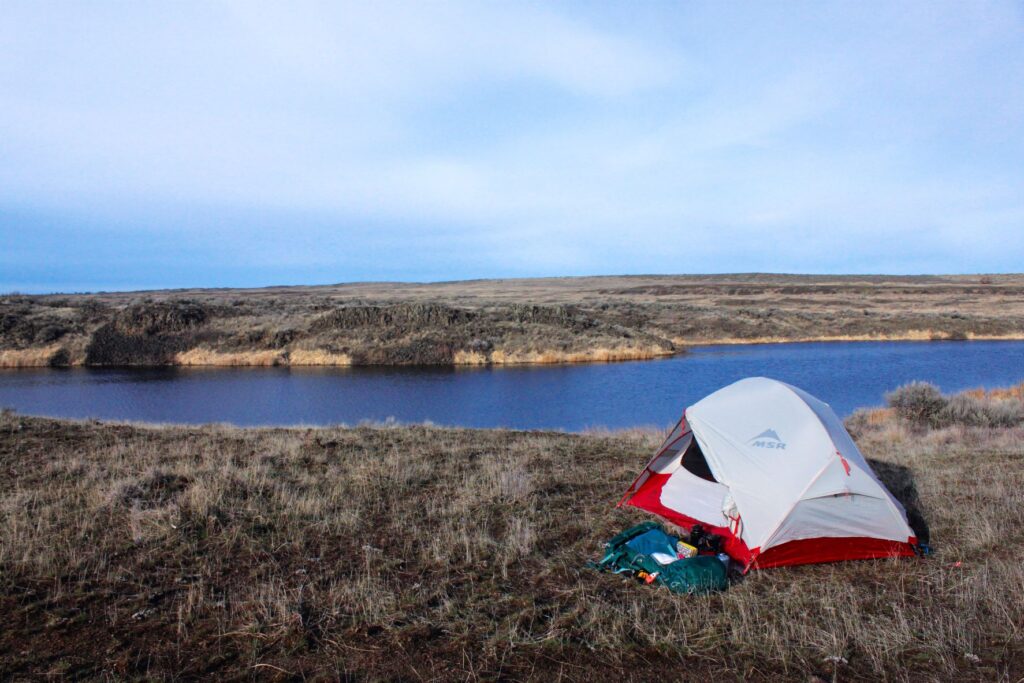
[{"xmin": 2, "ymin": 274, "xmax": 1024, "ymax": 367}]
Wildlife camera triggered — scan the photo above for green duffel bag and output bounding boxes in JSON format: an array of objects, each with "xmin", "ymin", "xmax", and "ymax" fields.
[{"xmin": 654, "ymin": 555, "xmax": 728, "ymax": 594}]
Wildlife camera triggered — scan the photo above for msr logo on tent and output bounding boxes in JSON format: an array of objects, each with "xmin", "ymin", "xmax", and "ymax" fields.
[{"xmin": 749, "ymin": 428, "xmax": 786, "ymax": 450}]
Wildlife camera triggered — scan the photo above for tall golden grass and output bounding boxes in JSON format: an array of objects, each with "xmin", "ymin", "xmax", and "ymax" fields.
[
  {"xmin": 452, "ymin": 349, "xmax": 489, "ymax": 365},
  {"xmin": 174, "ymin": 348, "xmax": 284, "ymax": 366},
  {"xmin": 963, "ymin": 381, "xmax": 1024, "ymax": 401},
  {"xmin": 286, "ymin": 349, "xmax": 352, "ymax": 366},
  {"xmin": 676, "ymin": 329, "xmax": 1024, "ymax": 346},
  {"xmin": 174, "ymin": 348, "xmax": 354, "ymax": 366},
  {"xmin": 455, "ymin": 345, "xmax": 673, "ymax": 365},
  {"xmin": 0, "ymin": 345, "xmax": 62, "ymax": 368}
]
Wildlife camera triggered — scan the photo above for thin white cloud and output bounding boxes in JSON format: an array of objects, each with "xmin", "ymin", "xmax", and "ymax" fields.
[
  {"xmin": 0, "ymin": 1, "xmax": 1022, "ymax": 289},
  {"xmin": 223, "ymin": 1, "xmax": 681, "ymax": 98}
]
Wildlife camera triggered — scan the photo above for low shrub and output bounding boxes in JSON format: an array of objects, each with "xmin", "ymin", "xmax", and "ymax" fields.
[
  {"xmin": 33, "ymin": 324, "xmax": 68, "ymax": 344},
  {"xmin": 940, "ymin": 394, "xmax": 991, "ymax": 427},
  {"xmin": 986, "ymin": 398, "xmax": 1024, "ymax": 427},
  {"xmin": 887, "ymin": 382, "xmax": 1024, "ymax": 429},
  {"xmin": 885, "ymin": 381, "xmax": 947, "ymax": 428},
  {"xmin": 942, "ymin": 394, "xmax": 1024, "ymax": 428}
]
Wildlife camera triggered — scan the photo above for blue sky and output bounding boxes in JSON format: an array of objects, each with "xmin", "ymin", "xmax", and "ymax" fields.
[{"xmin": 2, "ymin": 1, "xmax": 1023, "ymax": 292}]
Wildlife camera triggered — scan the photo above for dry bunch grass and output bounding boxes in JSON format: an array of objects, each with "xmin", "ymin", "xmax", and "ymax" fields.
[
  {"xmin": 486, "ymin": 345, "xmax": 672, "ymax": 365},
  {"xmin": 452, "ymin": 349, "xmax": 489, "ymax": 365},
  {"xmin": 1, "ymin": 389, "xmax": 1022, "ymax": 680},
  {"xmin": 175, "ymin": 348, "xmax": 284, "ymax": 366},
  {"xmin": 964, "ymin": 381, "xmax": 1024, "ymax": 401},
  {"xmin": 676, "ymin": 329, "xmax": 1024, "ymax": 346},
  {"xmin": 0, "ymin": 345, "xmax": 62, "ymax": 368},
  {"xmin": 287, "ymin": 349, "xmax": 353, "ymax": 366},
  {"xmin": 454, "ymin": 346, "xmax": 673, "ymax": 365}
]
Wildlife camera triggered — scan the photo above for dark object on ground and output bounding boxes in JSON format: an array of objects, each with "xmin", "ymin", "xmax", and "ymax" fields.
[{"xmin": 688, "ymin": 524, "xmax": 723, "ymax": 555}]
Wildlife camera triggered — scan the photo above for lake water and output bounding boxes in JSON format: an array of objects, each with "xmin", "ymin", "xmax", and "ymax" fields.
[{"xmin": 2, "ymin": 340, "xmax": 1023, "ymax": 430}]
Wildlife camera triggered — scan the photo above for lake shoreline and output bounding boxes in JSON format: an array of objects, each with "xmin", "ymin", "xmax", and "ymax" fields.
[{"xmin": 5, "ymin": 332, "xmax": 1024, "ymax": 369}]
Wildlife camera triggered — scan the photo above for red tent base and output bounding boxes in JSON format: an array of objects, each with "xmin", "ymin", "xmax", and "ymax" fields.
[{"xmin": 749, "ymin": 535, "xmax": 918, "ymax": 570}]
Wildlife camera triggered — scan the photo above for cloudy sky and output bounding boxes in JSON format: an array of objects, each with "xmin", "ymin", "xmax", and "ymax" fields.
[{"xmin": 2, "ymin": 1, "xmax": 1023, "ymax": 292}]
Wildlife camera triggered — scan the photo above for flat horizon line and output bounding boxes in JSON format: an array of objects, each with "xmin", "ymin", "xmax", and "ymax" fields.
[{"xmin": 4, "ymin": 271, "xmax": 1023, "ymax": 298}]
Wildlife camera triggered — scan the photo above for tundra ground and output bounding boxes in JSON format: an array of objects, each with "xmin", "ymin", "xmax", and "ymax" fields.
[{"xmin": 1, "ymin": 384, "xmax": 1023, "ymax": 680}]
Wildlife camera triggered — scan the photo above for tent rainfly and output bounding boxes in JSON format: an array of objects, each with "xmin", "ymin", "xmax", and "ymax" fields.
[{"xmin": 618, "ymin": 377, "xmax": 918, "ymax": 570}]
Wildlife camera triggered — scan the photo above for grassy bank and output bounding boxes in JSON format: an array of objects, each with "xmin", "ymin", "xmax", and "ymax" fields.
[
  {"xmin": 2, "ymin": 384, "xmax": 1023, "ymax": 680},
  {"xmin": 3, "ymin": 273, "xmax": 1024, "ymax": 367}
]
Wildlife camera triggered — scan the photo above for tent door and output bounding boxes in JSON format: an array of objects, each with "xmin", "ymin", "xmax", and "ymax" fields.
[{"xmin": 680, "ymin": 436, "xmax": 718, "ymax": 482}]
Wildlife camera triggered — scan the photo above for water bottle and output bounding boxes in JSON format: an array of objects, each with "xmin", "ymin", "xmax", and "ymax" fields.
[{"xmin": 717, "ymin": 552, "xmax": 731, "ymax": 571}]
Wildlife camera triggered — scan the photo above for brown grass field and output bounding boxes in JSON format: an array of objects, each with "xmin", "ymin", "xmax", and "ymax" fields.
[
  {"xmin": 3, "ymin": 273, "xmax": 1024, "ymax": 367},
  {"xmin": 2, "ymin": 383, "xmax": 1023, "ymax": 681}
]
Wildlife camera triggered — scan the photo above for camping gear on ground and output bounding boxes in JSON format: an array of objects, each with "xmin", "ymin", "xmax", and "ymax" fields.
[
  {"xmin": 618, "ymin": 377, "xmax": 920, "ymax": 571},
  {"xmin": 688, "ymin": 523, "xmax": 723, "ymax": 555},
  {"xmin": 590, "ymin": 522, "xmax": 729, "ymax": 594},
  {"xmin": 717, "ymin": 552, "xmax": 731, "ymax": 571},
  {"xmin": 624, "ymin": 526, "xmax": 678, "ymax": 557},
  {"xmin": 676, "ymin": 540, "xmax": 697, "ymax": 559},
  {"xmin": 651, "ymin": 552, "xmax": 680, "ymax": 565}
]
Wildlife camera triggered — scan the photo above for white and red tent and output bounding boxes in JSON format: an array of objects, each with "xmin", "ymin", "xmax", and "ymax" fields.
[{"xmin": 619, "ymin": 377, "xmax": 918, "ymax": 570}]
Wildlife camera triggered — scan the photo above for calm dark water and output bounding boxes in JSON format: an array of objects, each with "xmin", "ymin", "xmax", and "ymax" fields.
[{"xmin": 2, "ymin": 341, "xmax": 1023, "ymax": 430}]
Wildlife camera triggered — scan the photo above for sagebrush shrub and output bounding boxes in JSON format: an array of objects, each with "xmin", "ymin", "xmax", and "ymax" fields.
[
  {"xmin": 886, "ymin": 382, "xmax": 947, "ymax": 428},
  {"xmin": 891, "ymin": 385, "xmax": 1024, "ymax": 429},
  {"xmin": 981, "ymin": 398, "xmax": 1024, "ymax": 428},
  {"xmin": 938, "ymin": 394, "xmax": 1024, "ymax": 428},
  {"xmin": 940, "ymin": 394, "xmax": 991, "ymax": 427}
]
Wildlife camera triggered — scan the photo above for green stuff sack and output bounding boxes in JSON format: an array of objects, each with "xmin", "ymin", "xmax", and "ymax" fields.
[{"xmin": 656, "ymin": 556, "xmax": 728, "ymax": 594}]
